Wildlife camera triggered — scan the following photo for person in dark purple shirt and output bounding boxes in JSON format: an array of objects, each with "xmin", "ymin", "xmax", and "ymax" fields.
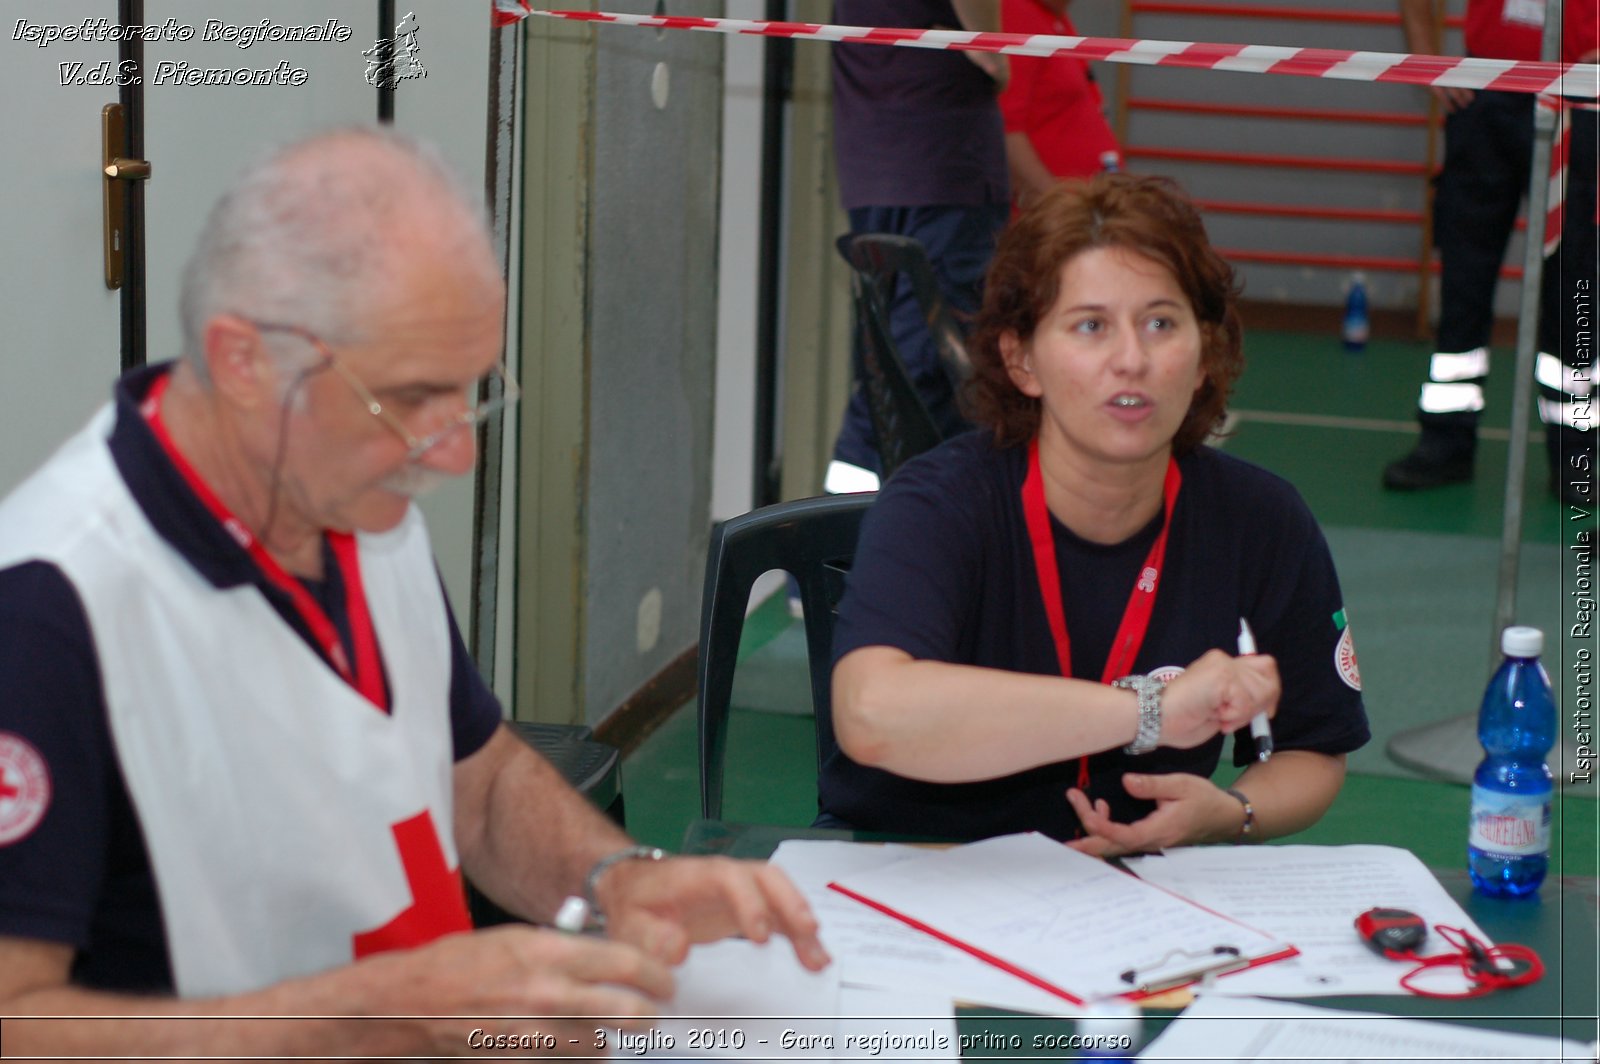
[{"xmin": 826, "ymin": 0, "xmax": 1011, "ymax": 493}]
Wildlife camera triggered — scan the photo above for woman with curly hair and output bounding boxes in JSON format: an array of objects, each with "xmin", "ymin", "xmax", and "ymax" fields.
[{"xmin": 822, "ymin": 174, "xmax": 1369, "ymax": 852}]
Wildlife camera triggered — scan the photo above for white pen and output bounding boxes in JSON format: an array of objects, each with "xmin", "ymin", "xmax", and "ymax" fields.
[{"xmin": 1237, "ymin": 617, "xmax": 1273, "ymax": 762}]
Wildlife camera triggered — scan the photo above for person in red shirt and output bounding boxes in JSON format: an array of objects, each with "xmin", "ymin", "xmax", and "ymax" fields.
[
  {"xmin": 1382, "ymin": 0, "xmax": 1598, "ymax": 505},
  {"xmin": 999, "ymin": 0, "xmax": 1122, "ymax": 210}
]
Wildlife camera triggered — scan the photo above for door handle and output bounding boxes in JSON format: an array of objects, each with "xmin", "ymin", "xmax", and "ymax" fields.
[
  {"xmin": 102, "ymin": 103, "xmax": 150, "ymax": 289},
  {"xmin": 105, "ymin": 158, "xmax": 151, "ymax": 180}
]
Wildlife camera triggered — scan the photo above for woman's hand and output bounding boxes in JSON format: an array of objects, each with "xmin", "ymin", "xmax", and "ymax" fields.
[
  {"xmin": 1157, "ymin": 649, "xmax": 1278, "ymax": 749},
  {"xmin": 1064, "ymin": 773, "xmax": 1244, "ymax": 857}
]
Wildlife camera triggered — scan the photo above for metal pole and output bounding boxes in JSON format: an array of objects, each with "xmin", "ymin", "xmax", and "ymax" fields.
[
  {"xmin": 376, "ymin": 0, "xmax": 396, "ymax": 122},
  {"xmin": 753, "ymin": 0, "xmax": 792, "ymax": 508},
  {"xmin": 471, "ymin": 19, "xmax": 521, "ymax": 687},
  {"xmin": 1491, "ymin": 0, "xmax": 1563, "ymax": 654},
  {"xmin": 118, "ymin": 0, "xmax": 145, "ymax": 371}
]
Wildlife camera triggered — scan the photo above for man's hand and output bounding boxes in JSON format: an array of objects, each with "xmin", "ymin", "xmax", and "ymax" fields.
[
  {"xmin": 364, "ymin": 925, "xmax": 673, "ymax": 1055},
  {"xmin": 965, "ymin": 50, "xmax": 1011, "ymax": 91},
  {"xmin": 1158, "ymin": 649, "xmax": 1278, "ymax": 750},
  {"xmin": 1429, "ymin": 84, "xmax": 1475, "ymax": 114},
  {"xmin": 0, "ymin": 926, "xmax": 673, "ymax": 1060},
  {"xmin": 595, "ymin": 857, "xmax": 831, "ymax": 972},
  {"xmin": 945, "ymin": 0, "xmax": 1009, "ymax": 90},
  {"xmin": 1397, "ymin": 0, "xmax": 1471, "ymax": 112},
  {"xmin": 1064, "ymin": 773, "xmax": 1243, "ymax": 857}
]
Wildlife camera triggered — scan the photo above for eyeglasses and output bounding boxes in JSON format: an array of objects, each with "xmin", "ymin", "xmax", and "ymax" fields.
[{"xmin": 246, "ymin": 319, "xmax": 520, "ymax": 461}]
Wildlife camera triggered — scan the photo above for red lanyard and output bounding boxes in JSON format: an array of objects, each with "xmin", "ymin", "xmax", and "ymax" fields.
[
  {"xmin": 142, "ymin": 374, "xmax": 388, "ymax": 711},
  {"xmin": 1021, "ymin": 438, "xmax": 1181, "ymax": 787}
]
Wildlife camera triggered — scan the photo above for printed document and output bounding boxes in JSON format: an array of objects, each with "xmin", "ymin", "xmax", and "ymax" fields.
[
  {"xmin": 1140, "ymin": 994, "xmax": 1597, "ymax": 1062},
  {"xmin": 770, "ymin": 839, "xmax": 1077, "ymax": 1015},
  {"xmin": 637, "ymin": 938, "xmax": 958, "ymax": 1060},
  {"xmin": 827, "ymin": 833, "xmax": 1294, "ymax": 1003},
  {"xmin": 1123, "ymin": 844, "xmax": 1492, "ymax": 997}
]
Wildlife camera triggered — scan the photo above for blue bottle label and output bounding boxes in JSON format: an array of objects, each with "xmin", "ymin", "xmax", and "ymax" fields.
[{"xmin": 1468, "ymin": 786, "xmax": 1550, "ymax": 856}]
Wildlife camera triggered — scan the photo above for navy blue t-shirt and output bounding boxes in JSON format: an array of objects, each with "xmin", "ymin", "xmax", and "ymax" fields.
[
  {"xmin": 823, "ymin": 431, "xmax": 1370, "ymax": 841},
  {"xmin": 0, "ymin": 365, "xmax": 502, "ymax": 991},
  {"xmin": 831, "ymin": 0, "xmax": 1009, "ymax": 210}
]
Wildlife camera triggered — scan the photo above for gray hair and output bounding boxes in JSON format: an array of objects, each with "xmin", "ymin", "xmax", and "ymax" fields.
[{"xmin": 177, "ymin": 126, "xmax": 499, "ymax": 382}]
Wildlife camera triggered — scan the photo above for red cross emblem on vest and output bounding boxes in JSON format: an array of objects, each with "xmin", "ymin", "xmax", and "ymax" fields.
[
  {"xmin": 352, "ymin": 809, "xmax": 472, "ymax": 957},
  {"xmin": 0, "ymin": 733, "xmax": 51, "ymax": 846}
]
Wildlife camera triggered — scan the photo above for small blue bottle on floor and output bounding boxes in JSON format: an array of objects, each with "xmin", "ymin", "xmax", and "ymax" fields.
[
  {"xmin": 1468, "ymin": 626, "xmax": 1555, "ymax": 898},
  {"xmin": 1341, "ymin": 272, "xmax": 1369, "ymax": 352}
]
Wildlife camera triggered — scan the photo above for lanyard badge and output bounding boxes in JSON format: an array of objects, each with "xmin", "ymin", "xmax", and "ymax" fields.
[
  {"xmin": 142, "ymin": 373, "xmax": 389, "ymax": 710},
  {"xmin": 1021, "ymin": 440, "xmax": 1182, "ymax": 792}
]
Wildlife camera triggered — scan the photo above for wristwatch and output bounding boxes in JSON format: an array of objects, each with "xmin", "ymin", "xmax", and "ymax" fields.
[{"xmin": 1112, "ymin": 674, "xmax": 1163, "ymax": 756}]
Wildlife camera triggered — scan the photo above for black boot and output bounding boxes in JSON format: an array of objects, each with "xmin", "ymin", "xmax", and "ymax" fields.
[
  {"xmin": 1383, "ymin": 415, "xmax": 1478, "ymax": 491},
  {"xmin": 1548, "ymin": 425, "xmax": 1597, "ymax": 508}
]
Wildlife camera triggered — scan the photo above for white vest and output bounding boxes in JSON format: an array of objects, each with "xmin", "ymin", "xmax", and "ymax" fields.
[{"xmin": 0, "ymin": 406, "xmax": 463, "ymax": 997}]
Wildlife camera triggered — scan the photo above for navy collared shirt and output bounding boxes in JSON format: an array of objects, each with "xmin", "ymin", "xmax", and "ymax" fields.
[
  {"xmin": 0, "ymin": 363, "xmax": 501, "ymax": 991},
  {"xmin": 831, "ymin": 0, "xmax": 1009, "ymax": 210}
]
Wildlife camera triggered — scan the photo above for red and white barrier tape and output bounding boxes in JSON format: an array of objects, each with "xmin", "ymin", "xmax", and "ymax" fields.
[
  {"xmin": 1543, "ymin": 97, "xmax": 1570, "ymax": 256},
  {"xmin": 493, "ymin": 5, "xmax": 1599, "ymax": 99},
  {"xmin": 496, "ymin": 4, "xmax": 1597, "ymax": 257},
  {"xmin": 1539, "ymin": 97, "xmax": 1600, "ymax": 257}
]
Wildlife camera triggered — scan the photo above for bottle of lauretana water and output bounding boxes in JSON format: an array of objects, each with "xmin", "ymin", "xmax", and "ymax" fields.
[{"xmin": 1468, "ymin": 626, "xmax": 1556, "ymax": 898}]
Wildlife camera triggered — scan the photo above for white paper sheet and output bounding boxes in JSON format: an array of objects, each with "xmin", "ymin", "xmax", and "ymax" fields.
[
  {"xmin": 770, "ymin": 839, "xmax": 1079, "ymax": 1016},
  {"xmin": 827, "ymin": 833, "xmax": 1292, "ymax": 1003},
  {"xmin": 1139, "ymin": 995, "xmax": 1597, "ymax": 1062},
  {"xmin": 632, "ymin": 939, "xmax": 957, "ymax": 1061},
  {"xmin": 638, "ymin": 938, "xmax": 838, "ymax": 1059},
  {"xmin": 1123, "ymin": 844, "xmax": 1494, "ymax": 997},
  {"xmin": 835, "ymin": 986, "xmax": 959, "ymax": 1060}
]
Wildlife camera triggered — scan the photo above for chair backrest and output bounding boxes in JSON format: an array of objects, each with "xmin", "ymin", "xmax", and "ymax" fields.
[
  {"xmin": 837, "ymin": 231, "xmax": 973, "ymax": 387},
  {"xmin": 697, "ymin": 493, "xmax": 876, "ymax": 820},
  {"xmin": 835, "ymin": 234, "xmax": 964, "ymax": 481}
]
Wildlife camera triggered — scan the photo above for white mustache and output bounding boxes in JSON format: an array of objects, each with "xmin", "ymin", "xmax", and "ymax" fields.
[{"xmin": 379, "ymin": 465, "xmax": 451, "ymax": 498}]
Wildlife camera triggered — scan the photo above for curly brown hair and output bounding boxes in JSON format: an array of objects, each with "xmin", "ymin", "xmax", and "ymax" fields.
[{"xmin": 965, "ymin": 173, "xmax": 1243, "ymax": 453}]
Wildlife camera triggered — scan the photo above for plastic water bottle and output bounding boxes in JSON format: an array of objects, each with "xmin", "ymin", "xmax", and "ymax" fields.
[
  {"xmin": 1341, "ymin": 272, "xmax": 1369, "ymax": 352},
  {"xmin": 1467, "ymin": 626, "xmax": 1555, "ymax": 898}
]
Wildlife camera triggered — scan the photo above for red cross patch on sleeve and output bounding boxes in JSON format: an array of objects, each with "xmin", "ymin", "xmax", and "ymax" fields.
[{"xmin": 0, "ymin": 732, "xmax": 52, "ymax": 846}]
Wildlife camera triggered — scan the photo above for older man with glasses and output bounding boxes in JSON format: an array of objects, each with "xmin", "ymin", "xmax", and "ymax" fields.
[{"xmin": 0, "ymin": 127, "xmax": 827, "ymax": 1058}]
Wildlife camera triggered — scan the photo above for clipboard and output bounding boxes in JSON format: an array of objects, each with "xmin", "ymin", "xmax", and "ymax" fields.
[
  {"xmin": 1118, "ymin": 944, "xmax": 1254, "ymax": 996},
  {"xmin": 828, "ymin": 832, "xmax": 1299, "ymax": 1004}
]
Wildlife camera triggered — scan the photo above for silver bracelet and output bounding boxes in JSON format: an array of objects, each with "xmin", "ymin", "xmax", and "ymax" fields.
[
  {"xmin": 582, "ymin": 845, "xmax": 667, "ymax": 929},
  {"xmin": 1112, "ymin": 675, "xmax": 1163, "ymax": 756},
  {"xmin": 1225, "ymin": 787, "xmax": 1257, "ymax": 843}
]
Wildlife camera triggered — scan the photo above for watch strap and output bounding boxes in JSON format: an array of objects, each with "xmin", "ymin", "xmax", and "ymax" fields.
[{"xmin": 1113, "ymin": 674, "xmax": 1163, "ymax": 756}]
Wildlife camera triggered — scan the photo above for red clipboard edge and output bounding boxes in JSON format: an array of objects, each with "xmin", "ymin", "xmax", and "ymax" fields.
[
  {"xmin": 827, "ymin": 881, "xmax": 1301, "ymax": 1004},
  {"xmin": 827, "ymin": 881, "xmax": 1087, "ymax": 1006}
]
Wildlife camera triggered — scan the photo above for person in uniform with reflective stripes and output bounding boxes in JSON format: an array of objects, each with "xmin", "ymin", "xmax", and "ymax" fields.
[
  {"xmin": 0, "ymin": 128, "xmax": 827, "ymax": 1059},
  {"xmin": 1383, "ymin": 0, "xmax": 1598, "ymax": 503}
]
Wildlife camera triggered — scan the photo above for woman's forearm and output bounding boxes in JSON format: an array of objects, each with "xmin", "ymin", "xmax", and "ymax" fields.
[{"xmin": 832, "ymin": 646, "xmax": 1139, "ymax": 781}]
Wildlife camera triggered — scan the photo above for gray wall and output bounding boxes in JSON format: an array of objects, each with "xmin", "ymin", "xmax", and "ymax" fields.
[
  {"xmin": 583, "ymin": 3, "xmax": 725, "ymax": 716},
  {"xmin": 517, "ymin": 2, "xmax": 725, "ymax": 726}
]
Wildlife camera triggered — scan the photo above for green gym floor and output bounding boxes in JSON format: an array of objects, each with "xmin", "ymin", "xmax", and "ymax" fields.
[{"xmin": 623, "ymin": 327, "xmax": 1599, "ymax": 877}]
